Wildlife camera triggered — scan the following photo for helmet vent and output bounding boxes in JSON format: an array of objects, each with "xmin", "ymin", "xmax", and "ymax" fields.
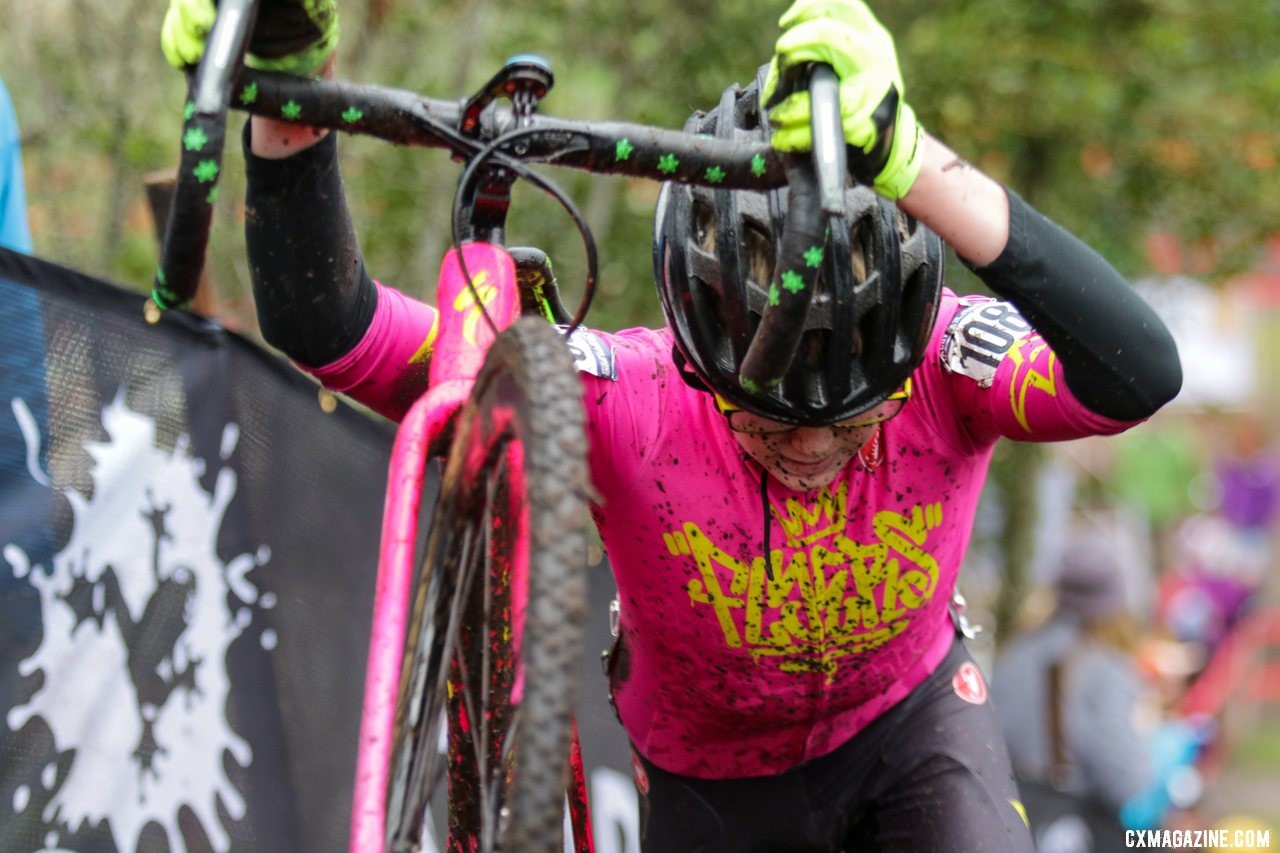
[{"xmin": 693, "ymin": 200, "xmax": 715, "ymax": 252}]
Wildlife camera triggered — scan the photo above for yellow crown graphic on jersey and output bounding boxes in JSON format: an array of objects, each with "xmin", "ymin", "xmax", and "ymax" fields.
[{"xmin": 773, "ymin": 482, "xmax": 849, "ymax": 546}]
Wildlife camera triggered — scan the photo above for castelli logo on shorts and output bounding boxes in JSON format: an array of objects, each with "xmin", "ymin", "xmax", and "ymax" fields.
[
  {"xmin": 952, "ymin": 661, "xmax": 988, "ymax": 705},
  {"xmin": 630, "ymin": 750, "xmax": 650, "ymax": 795}
]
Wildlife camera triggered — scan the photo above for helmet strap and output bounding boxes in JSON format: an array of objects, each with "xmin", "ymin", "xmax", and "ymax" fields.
[{"xmin": 670, "ymin": 345, "xmax": 712, "ymax": 394}]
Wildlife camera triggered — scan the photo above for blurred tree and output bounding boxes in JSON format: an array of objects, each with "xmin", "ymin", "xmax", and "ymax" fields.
[
  {"xmin": 3, "ymin": 0, "xmax": 1274, "ymax": 319},
  {"xmin": 883, "ymin": 0, "xmax": 1280, "ymax": 279}
]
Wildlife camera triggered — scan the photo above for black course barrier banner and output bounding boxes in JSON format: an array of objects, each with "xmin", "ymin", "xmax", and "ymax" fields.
[
  {"xmin": 0, "ymin": 247, "xmax": 641, "ymax": 853},
  {"xmin": 0, "ymin": 248, "xmax": 397, "ymax": 852}
]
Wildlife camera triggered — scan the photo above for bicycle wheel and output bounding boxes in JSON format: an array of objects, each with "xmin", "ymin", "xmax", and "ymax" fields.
[{"xmin": 387, "ymin": 317, "xmax": 591, "ymax": 853}]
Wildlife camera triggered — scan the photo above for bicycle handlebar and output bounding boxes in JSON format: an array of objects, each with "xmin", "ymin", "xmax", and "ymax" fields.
[{"xmin": 154, "ymin": 27, "xmax": 848, "ymax": 397}]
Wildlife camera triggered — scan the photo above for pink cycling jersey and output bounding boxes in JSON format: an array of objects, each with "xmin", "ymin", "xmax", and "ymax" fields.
[{"xmin": 303, "ymin": 285, "xmax": 1137, "ymax": 779}]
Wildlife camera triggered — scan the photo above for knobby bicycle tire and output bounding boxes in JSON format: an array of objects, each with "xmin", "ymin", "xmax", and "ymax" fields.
[{"xmin": 388, "ymin": 318, "xmax": 591, "ymax": 853}]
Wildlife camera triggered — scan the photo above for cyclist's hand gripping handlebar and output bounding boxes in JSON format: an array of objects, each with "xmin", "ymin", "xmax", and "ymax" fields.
[{"xmin": 764, "ymin": 0, "xmax": 924, "ymax": 201}]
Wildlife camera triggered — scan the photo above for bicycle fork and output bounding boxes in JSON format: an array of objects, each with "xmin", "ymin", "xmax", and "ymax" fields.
[{"xmin": 352, "ymin": 243, "xmax": 520, "ymax": 853}]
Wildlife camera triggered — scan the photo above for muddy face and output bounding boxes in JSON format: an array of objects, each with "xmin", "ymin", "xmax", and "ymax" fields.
[{"xmin": 730, "ymin": 424, "xmax": 877, "ymax": 491}]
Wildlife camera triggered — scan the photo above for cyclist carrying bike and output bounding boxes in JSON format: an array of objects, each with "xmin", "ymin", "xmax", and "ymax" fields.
[{"xmin": 163, "ymin": 0, "xmax": 1182, "ymax": 849}]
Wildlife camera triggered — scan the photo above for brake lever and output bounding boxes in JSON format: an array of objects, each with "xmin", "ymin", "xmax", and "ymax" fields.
[
  {"xmin": 806, "ymin": 64, "xmax": 847, "ymax": 217},
  {"xmin": 151, "ymin": 0, "xmax": 259, "ymax": 313},
  {"xmin": 192, "ymin": 0, "xmax": 258, "ymax": 115},
  {"xmin": 762, "ymin": 61, "xmax": 846, "ymax": 217}
]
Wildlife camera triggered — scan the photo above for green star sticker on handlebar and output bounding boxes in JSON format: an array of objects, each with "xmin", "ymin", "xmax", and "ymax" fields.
[
  {"xmin": 183, "ymin": 127, "xmax": 209, "ymax": 152},
  {"xmin": 193, "ymin": 160, "xmax": 219, "ymax": 183},
  {"xmin": 705, "ymin": 166, "xmax": 726, "ymax": 183},
  {"xmin": 281, "ymin": 100, "xmax": 303, "ymax": 120},
  {"xmin": 658, "ymin": 153, "xmax": 679, "ymax": 174},
  {"xmin": 781, "ymin": 269, "xmax": 806, "ymax": 293},
  {"xmin": 342, "ymin": 107, "xmax": 363, "ymax": 123},
  {"xmin": 768, "ymin": 283, "xmax": 780, "ymax": 306},
  {"xmin": 751, "ymin": 153, "xmax": 767, "ymax": 177},
  {"xmin": 615, "ymin": 139, "xmax": 634, "ymax": 161},
  {"xmin": 240, "ymin": 83, "xmax": 259, "ymax": 105},
  {"xmin": 804, "ymin": 246, "xmax": 824, "ymax": 267}
]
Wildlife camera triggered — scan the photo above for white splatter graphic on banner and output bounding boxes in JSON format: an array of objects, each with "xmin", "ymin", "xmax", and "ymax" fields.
[{"xmin": 4, "ymin": 392, "xmax": 271, "ymax": 851}]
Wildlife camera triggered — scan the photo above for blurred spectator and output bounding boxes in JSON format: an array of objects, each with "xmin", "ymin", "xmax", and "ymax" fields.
[
  {"xmin": 1157, "ymin": 413, "xmax": 1276, "ymax": 651},
  {"xmin": 993, "ymin": 530, "xmax": 1203, "ymax": 852},
  {"xmin": 1159, "ymin": 513, "xmax": 1264, "ymax": 650},
  {"xmin": 1213, "ymin": 411, "xmax": 1279, "ymax": 555},
  {"xmin": 0, "ymin": 75, "xmax": 32, "ymax": 253}
]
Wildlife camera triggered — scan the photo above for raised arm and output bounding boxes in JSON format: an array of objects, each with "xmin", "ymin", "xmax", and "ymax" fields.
[
  {"xmin": 162, "ymin": 0, "xmax": 377, "ymax": 368},
  {"xmin": 897, "ymin": 134, "xmax": 1009, "ymax": 266},
  {"xmin": 763, "ymin": 0, "xmax": 1181, "ymax": 421}
]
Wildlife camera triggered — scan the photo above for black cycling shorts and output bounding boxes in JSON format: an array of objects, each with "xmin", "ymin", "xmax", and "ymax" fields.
[{"xmin": 631, "ymin": 636, "xmax": 1035, "ymax": 852}]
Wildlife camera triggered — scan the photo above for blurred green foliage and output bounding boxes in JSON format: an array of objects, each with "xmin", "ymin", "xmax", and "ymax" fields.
[{"xmin": 3, "ymin": 0, "xmax": 1277, "ymax": 335}]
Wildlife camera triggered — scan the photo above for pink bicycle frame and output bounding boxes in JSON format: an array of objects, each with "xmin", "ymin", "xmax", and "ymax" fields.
[{"xmin": 349, "ymin": 242, "xmax": 519, "ymax": 853}]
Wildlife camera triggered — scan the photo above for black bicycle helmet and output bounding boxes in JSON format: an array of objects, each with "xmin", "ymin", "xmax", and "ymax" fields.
[{"xmin": 653, "ymin": 67, "xmax": 943, "ymax": 426}]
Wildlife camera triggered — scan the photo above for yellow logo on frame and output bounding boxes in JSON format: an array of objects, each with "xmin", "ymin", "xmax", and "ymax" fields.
[{"xmin": 451, "ymin": 269, "xmax": 496, "ymax": 346}]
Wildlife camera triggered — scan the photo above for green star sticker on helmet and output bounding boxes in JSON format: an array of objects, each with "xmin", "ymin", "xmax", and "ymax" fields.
[
  {"xmin": 705, "ymin": 166, "xmax": 726, "ymax": 183},
  {"xmin": 193, "ymin": 159, "xmax": 219, "ymax": 183},
  {"xmin": 803, "ymin": 246, "xmax": 824, "ymax": 267},
  {"xmin": 240, "ymin": 83, "xmax": 259, "ymax": 105},
  {"xmin": 781, "ymin": 269, "xmax": 806, "ymax": 293},
  {"xmin": 751, "ymin": 153, "xmax": 767, "ymax": 177},
  {"xmin": 342, "ymin": 107, "xmax": 363, "ymax": 123},
  {"xmin": 658, "ymin": 153, "xmax": 679, "ymax": 174},
  {"xmin": 281, "ymin": 100, "xmax": 303, "ymax": 120},
  {"xmin": 615, "ymin": 139, "xmax": 634, "ymax": 161},
  {"xmin": 183, "ymin": 127, "xmax": 209, "ymax": 152}
]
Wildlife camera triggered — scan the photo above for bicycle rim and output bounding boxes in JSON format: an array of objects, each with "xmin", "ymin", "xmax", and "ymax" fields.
[{"xmin": 388, "ymin": 318, "xmax": 590, "ymax": 853}]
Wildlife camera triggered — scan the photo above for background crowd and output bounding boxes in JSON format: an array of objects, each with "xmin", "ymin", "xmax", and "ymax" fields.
[{"xmin": 985, "ymin": 396, "xmax": 1280, "ymax": 850}]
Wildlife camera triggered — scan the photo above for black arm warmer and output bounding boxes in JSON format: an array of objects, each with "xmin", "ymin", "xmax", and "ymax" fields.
[
  {"xmin": 243, "ymin": 125, "xmax": 376, "ymax": 366},
  {"xmin": 961, "ymin": 190, "xmax": 1182, "ymax": 421}
]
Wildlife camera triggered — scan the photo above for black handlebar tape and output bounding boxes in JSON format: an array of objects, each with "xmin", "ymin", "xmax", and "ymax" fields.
[
  {"xmin": 152, "ymin": 0, "xmax": 259, "ymax": 309},
  {"xmin": 230, "ymin": 70, "xmax": 792, "ymax": 189},
  {"xmin": 153, "ymin": 108, "xmax": 226, "ymax": 309},
  {"xmin": 737, "ymin": 155, "xmax": 826, "ymax": 395},
  {"xmin": 807, "ymin": 64, "xmax": 847, "ymax": 217}
]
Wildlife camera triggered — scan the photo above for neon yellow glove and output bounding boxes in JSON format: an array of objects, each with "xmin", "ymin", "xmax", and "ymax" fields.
[
  {"xmin": 160, "ymin": 0, "xmax": 216, "ymax": 69},
  {"xmin": 162, "ymin": 0, "xmax": 339, "ymax": 76},
  {"xmin": 762, "ymin": 0, "xmax": 923, "ymax": 200}
]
